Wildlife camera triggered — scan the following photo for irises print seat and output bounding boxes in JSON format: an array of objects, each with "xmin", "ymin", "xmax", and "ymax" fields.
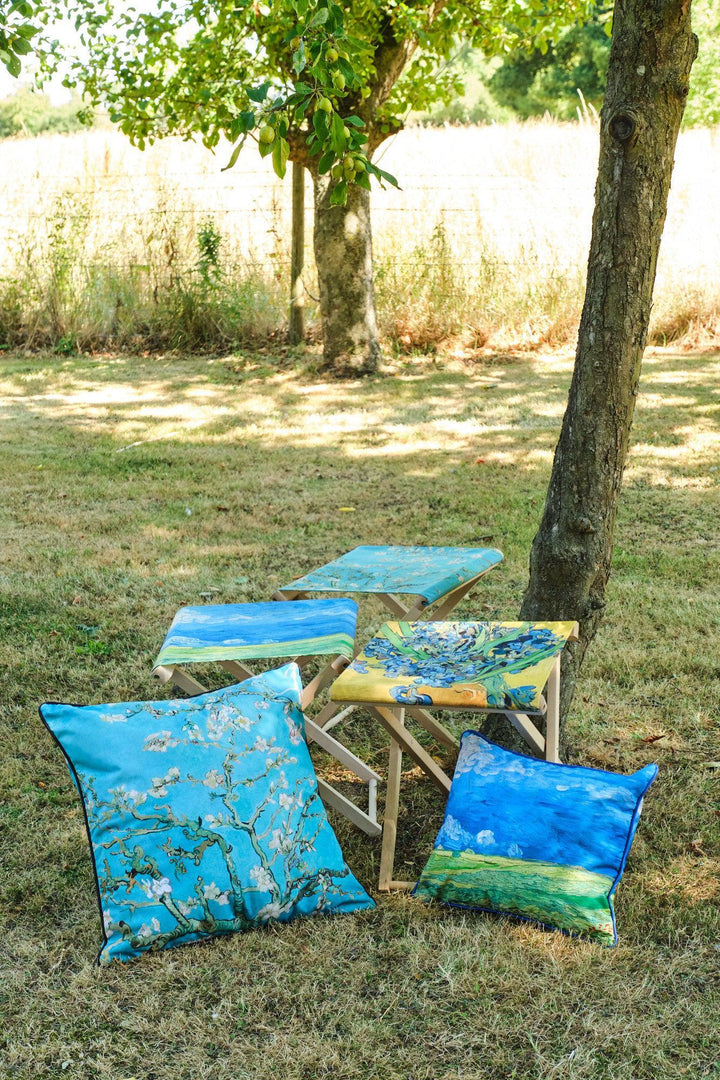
[
  {"xmin": 330, "ymin": 620, "xmax": 577, "ymax": 712},
  {"xmin": 330, "ymin": 620, "xmax": 578, "ymax": 891}
]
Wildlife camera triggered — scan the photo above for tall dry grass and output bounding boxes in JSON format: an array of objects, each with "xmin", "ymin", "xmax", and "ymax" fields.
[{"xmin": 0, "ymin": 119, "xmax": 719, "ymax": 353}]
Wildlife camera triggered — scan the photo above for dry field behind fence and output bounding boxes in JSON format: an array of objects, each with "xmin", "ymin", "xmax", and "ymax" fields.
[{"xmin": 1, "ymin": 121, "xmax": 720, "ymax": 350}]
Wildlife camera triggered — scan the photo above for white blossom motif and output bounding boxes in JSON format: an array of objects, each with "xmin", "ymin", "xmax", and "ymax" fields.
[
  {"xmin": 286, "ymin": 718, "xmax": 303, "ymax": 746},
  {"xmin": 139, "ymin": 876, "xmax": 172, "ymax": 900},
  {"xmin": 203, "ymin": 883, "xmax": 230, "ymax": 905},
  {"xmin": 269, "ymin": 828, "xmax": 294, "ymax": 855},
  {"xmin": 143, "ymin": 730, "xmax": 180, "ymax": 753},
  {"xmin": 249, "ymin": 865, "xmax": 275, "ymax": 892},
  {"xmin": 110, "ymin": 785, "xmax": 146, "ymax": 807},
  {"xmin": 202, "ymin": 769, "xmax": 225, "ymax": 789},
  {"xmin": 257, "ymin": 902, "xmax": 282, "ymax": 921}
]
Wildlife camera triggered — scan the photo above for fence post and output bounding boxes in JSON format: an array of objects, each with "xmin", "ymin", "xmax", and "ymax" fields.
[{"xmin": 288, "ymin": 161, "xmax": 305, "ymax": 344}]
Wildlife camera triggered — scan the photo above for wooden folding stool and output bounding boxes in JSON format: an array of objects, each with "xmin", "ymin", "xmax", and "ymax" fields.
[
  {"xmin": 329, "ymin": 619, "xmax": 579, "ymax": 890},
  {"xmin": 153, "ymin": 597, "xmax": 381, "ymax": 838},
  {"xmin": 275, "ymin": 544, "xmax": 504, "ymax": 733}
]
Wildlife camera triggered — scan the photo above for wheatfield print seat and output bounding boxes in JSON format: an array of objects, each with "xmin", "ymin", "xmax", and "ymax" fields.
[
  {"xmin": 153, "ymin": 598, "xmax": 381, "ymax": 838},
  {"xmin": 329, "ymin": 619, "xmax": 579, "ymax": 889}
]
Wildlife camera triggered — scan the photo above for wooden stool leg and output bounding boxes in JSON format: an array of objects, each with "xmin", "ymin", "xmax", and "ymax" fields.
[
  {"xmin": 545, "ymin": 656, "xmax": 561, "ymax": 763},
  {"xmin": 378, "ymin": 709, "xmax": 404, "ymax": 891}
]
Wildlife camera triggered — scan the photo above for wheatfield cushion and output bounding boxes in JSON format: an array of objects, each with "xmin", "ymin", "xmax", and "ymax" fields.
[
  {"xmin": 40, "ymin": 664, "xmax": 374, "ymax": 964},
  {"xmin": 414, "ymin": 732, "xmax": 657, "ymax": 945}
]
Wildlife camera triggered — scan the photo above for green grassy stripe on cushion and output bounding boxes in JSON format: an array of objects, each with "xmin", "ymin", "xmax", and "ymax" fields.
[{"xmin": 414, "ymin": 848, "xmax": 616, "ymax": 944}]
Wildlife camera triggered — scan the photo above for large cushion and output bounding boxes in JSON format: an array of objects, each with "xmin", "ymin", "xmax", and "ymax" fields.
[
  {"xmin": 414, "ymin": 732, "xmax": 657, "ymax": 945},
  {"xmin": 40, "ymin": 664, "xmax": 374, "ymax": 964}
]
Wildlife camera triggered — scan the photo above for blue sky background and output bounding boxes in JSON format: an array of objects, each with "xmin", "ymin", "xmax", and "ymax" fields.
[{"xmin": 437, "ymin": 733, "xmax": 658, "ymax": 878}]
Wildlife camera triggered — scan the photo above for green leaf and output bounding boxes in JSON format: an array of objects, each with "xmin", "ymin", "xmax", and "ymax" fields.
[
  {"xmin": 222, "ymin": 138, "xmax": 246, "ymax": 172},
  {"xmin": 272, "ymin": 135, "xmax": 289, "ymax": 178},
  {"xmin": 344, "ymin": 115, "xmax": 364, "ymax": 128},
  {"xmin": 317, "ymin": 150, "xmax": 335, "ymax": 174},
  {"xmin": 292, "ymin": 44, "xmax": 306, "ymax": 74},
  {"xmin": 258, "ymin": 138, "xmax": 273, "ymax": 158},
  {"xmin": 312, "ymin": 109, "xmax": 329, "ymax": 139},
  {"xmin": 5, "ymin": 52, "xmax": 21, "ymax": 77},
  {"xmin": 247, "ymin": 81, "xmax": 270, "ymax": 103},
  {"xmin": 307, "ymin": 7, "xmax": 329, "ymax": 29},
  {"xmin": 330, "ymin": 110, "xmax": 346, "ymax": 153},
  {"xmin": 229, "ymin": 111, "xmax": 255, "ymax": 141},
  {"xmin": 329, "ymin": 179, "xmax": 347, "ymax": 206},
  {"xmin": 355, "ymin": 169, "xmax": 371, "ymax": 191}
]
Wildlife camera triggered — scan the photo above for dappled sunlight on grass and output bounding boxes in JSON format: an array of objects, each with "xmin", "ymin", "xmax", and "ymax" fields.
[{"xmin": 1, "ymin": 347, "xmax": 719, "ymax": 1080}]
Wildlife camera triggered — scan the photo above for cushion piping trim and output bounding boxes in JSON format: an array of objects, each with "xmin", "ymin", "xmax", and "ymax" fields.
[{"xmin": 38, "ymin": 705, "xmax": 111, "ymax": 966}]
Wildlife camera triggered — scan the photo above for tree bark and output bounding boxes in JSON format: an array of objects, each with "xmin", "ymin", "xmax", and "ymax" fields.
[
  {"xmin": 520, "ymin": 0, "xmax": 697, "ymax": 724},
  {"xmin": 310, "ymin": 164, "xmax": 382, "ymax": 376}
]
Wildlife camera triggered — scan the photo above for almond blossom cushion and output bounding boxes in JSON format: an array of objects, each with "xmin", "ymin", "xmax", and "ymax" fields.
[
  {"xmin": 40, "ymin": 664, "xmax": 373, "ymax": 964},
  {"xmin": 414, "ymin": 732, "xmax": 657, "ymax": 945}
]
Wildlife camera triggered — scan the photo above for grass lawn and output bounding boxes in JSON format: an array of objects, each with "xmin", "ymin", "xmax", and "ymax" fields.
[{"xmin": 0, "ymin": 347, "xmax": 718, "ymax": 1080}]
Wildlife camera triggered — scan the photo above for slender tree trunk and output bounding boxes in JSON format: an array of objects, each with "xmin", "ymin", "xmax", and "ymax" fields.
[
  {"xmin": 310, "ymin": 166, "xmax": 381, "ymax": 376},
  {"xmin": 288, "ymin": 161, "xmax": 306, "ymax": 345},
  {"xmin": 520, "ymin": 0, "xmax": 697, "ymax": 725}
]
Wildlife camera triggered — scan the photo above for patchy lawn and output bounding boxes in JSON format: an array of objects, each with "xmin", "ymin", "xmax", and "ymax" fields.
[{"xmin": 1, "ymin": 348, "xmax": 718, "ymax": 1080}]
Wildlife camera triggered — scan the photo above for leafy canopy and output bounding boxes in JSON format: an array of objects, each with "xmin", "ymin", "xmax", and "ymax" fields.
[
  {"xmin": 1, "ymin": 0, "xmax": 42, "ymax": 76},
  {"xmin": 59, "ymin": 0, "xmax": 596, "ymax": 198}
]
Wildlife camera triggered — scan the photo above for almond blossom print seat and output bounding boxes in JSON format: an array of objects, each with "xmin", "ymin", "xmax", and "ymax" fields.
[{"xmin": 275, "ymin": 545, "xmax": 504, "ymax": 732}]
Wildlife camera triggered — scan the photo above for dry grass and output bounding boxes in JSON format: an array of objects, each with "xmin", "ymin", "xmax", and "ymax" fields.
[
  {"xmin": 0, "ymin": 345, "xmax": 719, "ymax": 1079},
  {"xmin": 1, "ymin": 121, "xmax": 720, "ymax": 352}
]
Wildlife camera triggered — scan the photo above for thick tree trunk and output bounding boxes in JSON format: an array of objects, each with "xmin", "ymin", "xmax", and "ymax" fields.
[
  {"xmin": 310, "ymin": 166, "xmax": 381, "ymax": 377},
  {"xmin": 520, "ymin": 0, "xmax": 697, "ymax": 724}
]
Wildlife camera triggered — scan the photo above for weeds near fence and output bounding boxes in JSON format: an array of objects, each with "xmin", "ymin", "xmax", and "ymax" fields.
[{"xmin": 1, "ymin": 123, "xmax": 719, "ymax": 354}]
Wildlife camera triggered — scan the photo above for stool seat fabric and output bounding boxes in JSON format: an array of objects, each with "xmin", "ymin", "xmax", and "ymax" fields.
[
  {"xmin": 280, "ymin": 545, "xmax": 504, "ymax": 605},
  {"xmin": 153, "ymin": 598, "xmax": 358, "ymax": 670},
  {"xmin": 330, "ymin": 620, "xmax": 577, "ymax": 712}
]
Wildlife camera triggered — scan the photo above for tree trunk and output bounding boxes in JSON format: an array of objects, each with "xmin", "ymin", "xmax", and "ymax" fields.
[
  {"xmin": 310, "ymin": 167, "xmax": 381, "ymax": 376},
  {"xmin": 520, "ymin": 0, "xmax": 697, "ymax": 724},
  {"xmin": 288, "ymin": 161, "xmax": 306, "ymax": 345}
]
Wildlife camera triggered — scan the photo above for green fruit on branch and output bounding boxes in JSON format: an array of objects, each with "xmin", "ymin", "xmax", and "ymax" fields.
[
  {"xmin": 258, "ymin": 124, "xmax": 275, "ymax": 144},
  {"xmin": 333, "ymin": 72, "xmax": 346, "ymax": 91},
  {"xmin": 325, "ymin": 46, "xmax": 338, "ymax": 62},
  {"xmin": 316, "ymin": 97, "xmax": 333, "ymax": 114},
  {"xmin": 331, "ymin": 163, "xmax": 343, "ymax": 180}
]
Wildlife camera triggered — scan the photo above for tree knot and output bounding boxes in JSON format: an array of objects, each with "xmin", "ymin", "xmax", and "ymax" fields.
[{"xmin": 608, "ymin": 111, "xmax": 640, "ymax": 147}]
